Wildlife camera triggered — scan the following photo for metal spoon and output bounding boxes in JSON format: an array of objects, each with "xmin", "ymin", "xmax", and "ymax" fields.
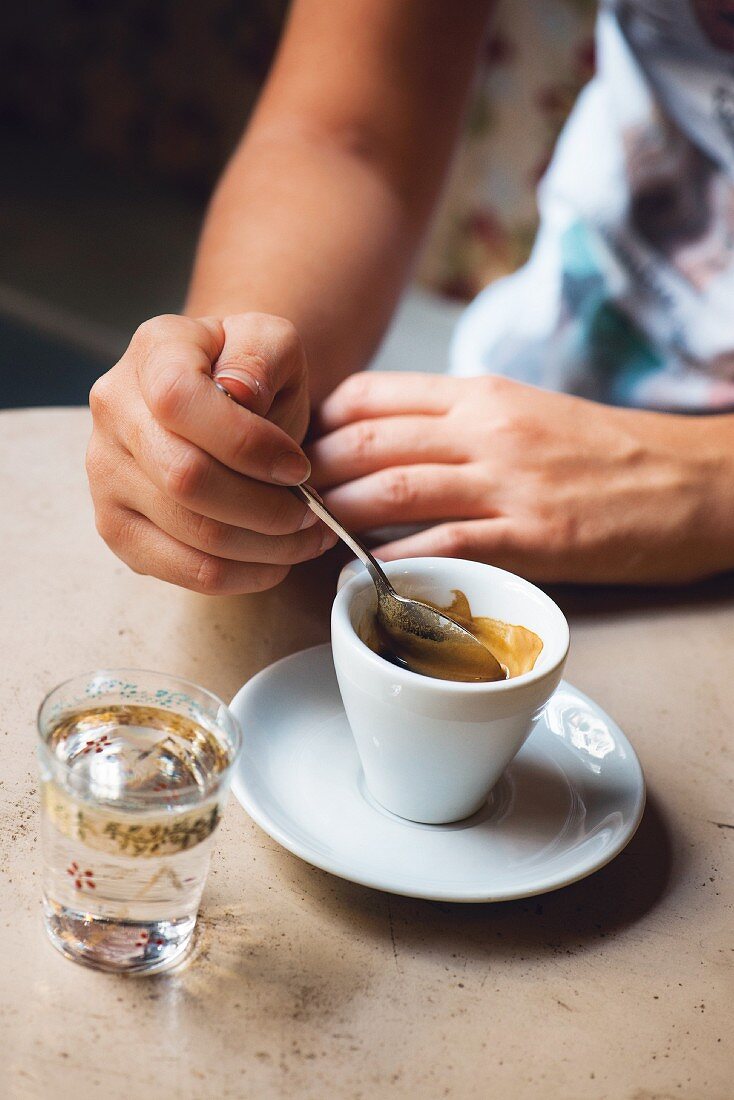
[
  {"xmin": 290, "ymin": 483, "xmax": 505, "ymax": 683},
  {"xmin": 211, "ymin": 378, "xmax": 504, "ymax": 681}
]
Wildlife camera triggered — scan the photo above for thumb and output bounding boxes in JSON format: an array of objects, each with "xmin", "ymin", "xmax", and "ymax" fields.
[{"xmin": 210, "ymin": 313, "xmax": 308, "ymax": 420}]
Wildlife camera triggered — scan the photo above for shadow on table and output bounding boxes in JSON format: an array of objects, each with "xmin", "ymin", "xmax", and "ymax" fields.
[
  {"xmin": 155, "ymin": 792, "xmax": 675, "ymax": 1042},
  {"xmin": 549, "ymin": 571, "xmax": 734, "ymax": 621},
  {"xmin": 285, "ymin": 790, "xmax": 676, "ymax": 962}
]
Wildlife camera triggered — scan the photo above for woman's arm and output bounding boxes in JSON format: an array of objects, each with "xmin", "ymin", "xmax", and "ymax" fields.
[
  {"xmin": 87, "ymin": 0, "xmax": 492, "ymax": 596},
  {"xmin": 186, "ymin": 0, "xmax": 492, "ymax": 402}
]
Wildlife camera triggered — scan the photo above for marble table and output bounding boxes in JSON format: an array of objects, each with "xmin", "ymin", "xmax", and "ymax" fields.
[{"xmin": 1, "ymin": 408, "xmax": 731, "ymax": 1099}]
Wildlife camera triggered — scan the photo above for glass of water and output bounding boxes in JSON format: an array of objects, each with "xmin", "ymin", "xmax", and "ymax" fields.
[{"xmin": 37, "ymin": 669, "xmax": 241, "ymax": 974}]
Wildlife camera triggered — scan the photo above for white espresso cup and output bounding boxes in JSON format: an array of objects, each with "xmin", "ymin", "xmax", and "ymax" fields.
[{"xmin": 331, "ymin": 557, "xmax": 570, "ymax": 824}]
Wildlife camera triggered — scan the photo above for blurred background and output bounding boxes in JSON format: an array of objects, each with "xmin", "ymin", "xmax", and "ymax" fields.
[{"xmin": 0, "ymin": 0, "xmax": 595, "ymax": 409}]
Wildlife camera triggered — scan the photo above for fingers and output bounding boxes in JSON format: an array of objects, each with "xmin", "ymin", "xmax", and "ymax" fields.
[
  {"xmin": 316, "ymin": 372, "xmax": 463, "ymax": 433},
  {"xmin": 95, "ymin": 506, "xmax": 294, "ymax": 596},
  {"xmin": 307, "ymin": 416, "xmax": 466, "ymax": 490},
  {"xmin": 129, "ymin": 314, "xmax": 310, "ymax": 485},
  {"xmin": 88, "ymin": 311, "xmax": 322, "ymax": 595},
  {"xmin": 213, "ymin": 314, "xmax": 310, "ymax": 438},
  {"xmin": 373, "ymin": 518, "xmax": 570, "ymax": 582},
  {"xmin": 373, "ymin": 518, "xmax": 531, "ymax": 569},
  {"xmin": 111, "ymin": 455, "xmax": 337, "ymax": 565},
  {"xmin": 321, "ymin": 464, "xmax": 495, "ymax": 531},
  {"xmin": 103, "ymin": 421, "xmax": 318, "ymax": 536}
]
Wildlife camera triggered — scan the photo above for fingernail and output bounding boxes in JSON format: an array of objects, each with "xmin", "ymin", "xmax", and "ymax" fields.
[
  {"xmin": 271, "ymin": 453, "xmax": 311, "ymax": 486},
  {"xmin": 214, "ymin": 368, "xmax": 260, "ymax": 397},
  {"xmin": 299, "ymin": 508, "xmax": 319, "ymax": 530}
]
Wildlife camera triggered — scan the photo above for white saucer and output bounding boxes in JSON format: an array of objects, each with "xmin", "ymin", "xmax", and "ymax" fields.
[{"xmin": 230, "ymin": 645, "xmax": 645, "ymax": 903}]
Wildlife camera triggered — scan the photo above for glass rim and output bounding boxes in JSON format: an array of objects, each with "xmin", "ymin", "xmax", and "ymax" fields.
[{"xmin": 37, "ymin": 667, "xmax": 242, "ymax": 800}]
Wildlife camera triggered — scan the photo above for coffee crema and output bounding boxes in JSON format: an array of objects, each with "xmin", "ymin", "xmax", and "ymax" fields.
[{"xmin": 362, "ymin": 589, "xmax": 543, "ymax": 684}]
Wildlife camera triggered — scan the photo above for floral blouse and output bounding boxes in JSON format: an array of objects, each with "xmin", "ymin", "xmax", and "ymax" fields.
[{"xmin": 448, "ymin": 0, "xmax": 734, "ymax": 411}]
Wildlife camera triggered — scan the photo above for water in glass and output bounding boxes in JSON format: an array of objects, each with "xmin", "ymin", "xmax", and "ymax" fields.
[{"xmin": 38, "ymin": 675, "xmax": 239, "ymax": 974}]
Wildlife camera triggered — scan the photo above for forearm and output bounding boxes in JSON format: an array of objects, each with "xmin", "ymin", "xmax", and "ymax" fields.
[
  {"xmin": 186, "ymin": 126, "xmax": 421, "ymax": 405},
  {"xmin": 185, "ymin": 0, "xmax": 491, "ymax": 405}
]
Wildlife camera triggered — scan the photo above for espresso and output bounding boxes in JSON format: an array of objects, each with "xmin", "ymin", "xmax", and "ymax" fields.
[{"xmin": 363, "ymin": 589, "xmax": 543, "ymax": 683}]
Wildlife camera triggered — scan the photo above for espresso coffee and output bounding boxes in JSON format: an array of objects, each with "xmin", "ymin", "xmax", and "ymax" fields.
[{"xmin": 362, "ymin": 589, "xmax": 543, "ymax": 683}]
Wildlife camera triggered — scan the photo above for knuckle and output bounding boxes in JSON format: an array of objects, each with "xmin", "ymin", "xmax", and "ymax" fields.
[
  {"xmin": 340, "ymin": 372, "xmax": 371, "ymax": 412},
  {"xmin": 438, "ymin": 522, "xmax": 470, "ymax": 557},
  {"xmin": 94, "ymin": 505, "xmax": 130, "ymax": 552},
  {"xmin": 327, "ymin": 372, "xmax": 372, "ymax": 422},
  {"xmin": 544, "ymin": 513, "xmax": 577, "ymax": 552},
  {"xmin": 479, "ymin": 373, "xmax": 507, "ymax": 396},
  {"xmin": 351, "ymin": 421, "xmax": 378, "ymax": 461},
  {"xmin": 163, "ymin": 447, "xmax": 209, "ymax": 504},
  {"xmin": 147, "ymin": 365, "xmax": 195, "ymax": 424},
  {"xmin": 189, "ymin": 557, "xmax": 289, "ymax": 595},
  {"xmin": 193, "ymin": 553, "xmax": 229, "ymax": 595},
  {"xmin": 475, "ymin": 374, "xmax": 515, "ymax": 405},
  {"xmin": 133, "ymin": 314, "xmax": 179, "ymax": 348},
  {"xmin": 88, "ymin": 372, "xmax": 114, "ymax": 420},
  {"xmin": 515, "ymin": 415, "xmax": 544, "ymax": 443},
  {"xmin": 381, "ymin": 468, "xmax": 417, "ymax": 510},
  {"xmin": 190, "ymin": 513, "xmax": 233, "ymax": 557},
  {"xmin": 491, "ymin": 408, "xmax": 542, "ymax": 444}
]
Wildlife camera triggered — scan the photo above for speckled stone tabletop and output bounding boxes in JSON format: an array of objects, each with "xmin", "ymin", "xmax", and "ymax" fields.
[{"xmin": 1, "ymin": 408, "xmax": 732, "ymax": 1100}]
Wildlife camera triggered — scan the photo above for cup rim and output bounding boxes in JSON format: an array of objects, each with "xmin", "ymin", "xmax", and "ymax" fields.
[{"xmin": 333, "ymin": 557, "xmax": 570, "ymax": 695}]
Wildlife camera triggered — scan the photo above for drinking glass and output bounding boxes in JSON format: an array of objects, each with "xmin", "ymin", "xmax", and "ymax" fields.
[{"xmin": 37, "ymin": 669, "xmax": 241, "ymax": 974}]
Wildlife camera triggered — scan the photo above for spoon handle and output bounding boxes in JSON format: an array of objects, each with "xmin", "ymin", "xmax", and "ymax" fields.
[
  {"xmin": 289, "ymin": 484, "xmax": 394, "ymax": 596},
  {"xmin": 211, "ymin": 375, "xmax": 395, "ymax": 602}
]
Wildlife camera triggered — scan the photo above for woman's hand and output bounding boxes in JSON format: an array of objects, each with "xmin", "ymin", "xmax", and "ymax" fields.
[
  {"xmin": 87, "ymin": 313, "xmax": 336, "ymax": 595},
  {"xmin": 308, "ymin": 372, "xmax": 733, "ymax": 584}
]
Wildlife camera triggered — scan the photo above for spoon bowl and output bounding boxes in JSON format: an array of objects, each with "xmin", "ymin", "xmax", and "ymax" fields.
[{"xmin": 290, "ymin": 484, "xmax": 505, "ymax": 682}]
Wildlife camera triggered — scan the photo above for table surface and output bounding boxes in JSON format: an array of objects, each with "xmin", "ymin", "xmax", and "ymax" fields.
[{"xmin": 1, "ymin": 408, "xmax": 732, "ymax": 1100}]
